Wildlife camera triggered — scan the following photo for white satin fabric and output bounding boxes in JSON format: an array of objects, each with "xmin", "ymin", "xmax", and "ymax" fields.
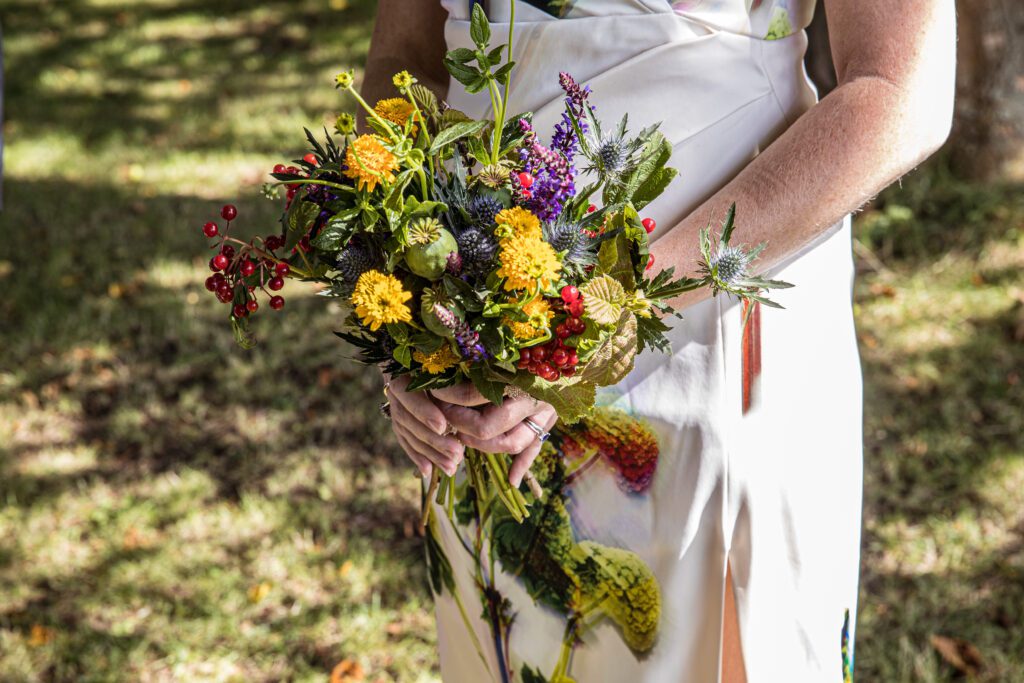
[{"xmin": 433, "ymin": 2, "xmax": 863, "ymax": 681}]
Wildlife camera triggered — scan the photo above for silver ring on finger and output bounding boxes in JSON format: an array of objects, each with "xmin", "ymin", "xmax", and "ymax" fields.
[
  {"xmin": 522, "ymin": 417, "xmax": 550, "ymax": 443},
  {"xmin": 379, "ymin": 400, "xmax": 392, "ymax": 419}
]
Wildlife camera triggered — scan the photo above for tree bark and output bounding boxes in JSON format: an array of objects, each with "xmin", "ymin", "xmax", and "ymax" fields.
[{"xmin": 947, "ymin": 0, "xmax": 1024, "ymax": 180}]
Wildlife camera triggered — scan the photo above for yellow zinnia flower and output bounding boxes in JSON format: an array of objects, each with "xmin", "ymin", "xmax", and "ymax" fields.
[
  {"xmin": 374, "ymin": 98, "xmax": 419, "ymax": 136},
  {"xmin": 413, "ymin": 344, "xmax": 461, "ymax": 374},
  {"xmin": 351, "ymin": 270, "xmax": 412, "ymax": 331},
  {"xmin": 504, "ymin": 296, "xmax": 554, "ymax": 340},
  {"xmin": 343, "ymin": 134, "xmax": 400, "ymax": 192},
  {"xmin": 494, "ymin": 206, "xmax": 542, "ymax": 241},
  {"xmin": 496, "ymin": 234, "xmax": 562, "ymax": 292}
]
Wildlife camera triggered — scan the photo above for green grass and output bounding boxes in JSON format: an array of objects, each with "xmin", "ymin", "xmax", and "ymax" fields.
[{"xmin": 0, "ymin": 1, "xmax": 1021, "ymax": 681}]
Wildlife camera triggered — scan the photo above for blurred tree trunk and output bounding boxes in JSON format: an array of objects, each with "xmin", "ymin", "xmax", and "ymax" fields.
[
  {"xmin": 951, "ymin": 0, "xmax": 1024, "ymax": 181},
  {"xmin": 807, "ymin": 1, "xmax": 1024, "ymax": 181}
]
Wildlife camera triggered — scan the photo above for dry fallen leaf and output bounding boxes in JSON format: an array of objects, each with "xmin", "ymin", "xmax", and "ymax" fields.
[
  {"xmin": 248, "ymin": 582, "xmax": 272, "ymax": 604},
  {"xmin": 330, "ymin": 659, "xmax": 365, "ymax": 683},
  {"xmin": 28, "ymin": 624, "xmax": 55, "ymax": 647},
  {"xmin": 930, "ymin": 634, "xmax": 984, "ymax": 676}
]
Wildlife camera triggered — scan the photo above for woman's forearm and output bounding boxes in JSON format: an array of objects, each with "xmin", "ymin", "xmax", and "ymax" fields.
[{"xmin": 653, "ymin": 0, "xmax": 955, "ymax": 310}]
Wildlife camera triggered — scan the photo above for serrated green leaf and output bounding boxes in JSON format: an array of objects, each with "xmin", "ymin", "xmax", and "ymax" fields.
[
  {"xmin": 408, "ymin": 83, "xmax": 439, "ymax": 115},
  {"xmin": 429, "ymin": 120, "xmax": 489, "ymax": 155},
  {"xmin": 636, "ymin": 313, "xmax": 672, "ymax": 354},
  {"xmin": 512, "ymin": 373, "xmax": 596, "ymax": 425},
  {"xmin": 579, "ymin": 274, "xmax": 626, "ymax": 325},
  {"xmin": 579, "ymin": 311, "xmax": 637, "ymax": 386},
  {"xmin": 631, "ymin": 166, "xmax": 678, "ymax": 211}
]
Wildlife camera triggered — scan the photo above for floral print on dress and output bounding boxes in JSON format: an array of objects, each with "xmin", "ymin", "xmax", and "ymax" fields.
[
  {"xmin": 424, "ymin": 407, "xmax": 664, "ymax": 682},
  {"xmin": 477, "ymin": 0, "xmax": 811, "ymax": 40},
  {"xmin": 669, "ymin": 0, "xmax": 810, "ymax": 40}
]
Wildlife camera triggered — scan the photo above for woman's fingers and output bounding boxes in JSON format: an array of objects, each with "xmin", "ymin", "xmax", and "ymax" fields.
[
  {"xmin": 430, "ymin": 382, "xmax": 490, "ymax": 407},
  {"xmin": 509, "ymin": 439, "xmax": 543, "ymax": 488},
  {"xmin": 393, "ymin": 420, "xmax": 459, "ymax": 477},
  {"xmin": 390, "ymin": 399, "xmax": 464, "ymax": 475},
  {"xmin": 509, "ymin": 408, "xmax": 558, "ymax": 487},
  {"xmin": 394, "ymin": 430, "xmax": 432, "ymax": 478},
  {"xmin": 439, "ymin": 395, "xmax": 540, "ymax": 440},
  {"xmin": 388, "ymin": 374, "xmax": 450, "ymax": 437},
  {"xmin": 457, "ymin": 422, "xmax": 538, "ymax": 455},
  {"xmin": 455, "ymin": 403, "xmax": 557, "ymax": 456}
]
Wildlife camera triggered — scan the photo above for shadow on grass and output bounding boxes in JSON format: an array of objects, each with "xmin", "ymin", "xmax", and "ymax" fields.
[
  {"xmin": 3, "ymin": 0, "xmax": 377, "ymax": 153},
  {"xmin": 861, "ymin": 302, "xmax": 1024, "ymax": 526}
]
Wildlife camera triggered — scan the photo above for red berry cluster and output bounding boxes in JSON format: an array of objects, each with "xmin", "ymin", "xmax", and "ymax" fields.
[
  {"xmin": 273, "ymin": 163, "xmax": 304, "ymax": 208},
  {"xmin": 201, "ymin": 204, "xmax": 291, "ymax": 318},
  {"xmin": 517, "ymin": 340, "xmax": 579, "ymax": 381},
  {"xmin": 516, "ymin": 285, "xmax": 586, "ymax": 382}
]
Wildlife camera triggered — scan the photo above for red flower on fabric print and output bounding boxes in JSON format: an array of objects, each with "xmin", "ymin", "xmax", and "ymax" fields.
[{"xmin": 573, "ymin": 407, "xmax": 661, "ymax": 494}]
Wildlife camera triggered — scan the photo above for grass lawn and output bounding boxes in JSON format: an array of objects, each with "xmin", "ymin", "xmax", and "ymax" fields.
[{"xmin": 1, "ymin": 1, "xmax": 1021, "ymax": 681}]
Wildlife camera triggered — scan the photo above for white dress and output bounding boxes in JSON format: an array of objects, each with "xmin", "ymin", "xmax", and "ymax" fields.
[{"xmin": 430, "ymin": 1, "xmax": 863, "ymax": 681}]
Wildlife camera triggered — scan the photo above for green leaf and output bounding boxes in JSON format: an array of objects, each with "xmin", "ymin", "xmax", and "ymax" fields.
[
  {"xmin": 579, "ymin": 311, "xmax": 637, "ymax": 386},
  {"xmin": 492, "ymin": 62, "xmax": 515, "ymax": 82},
  {"xmin": 467, "ymin": 365, "xmax": 506, "ymax": 406},
  {"xmin": 579, "ymin": 274, "xmax": 626, "ymax": 325},
  {"xmin": 443, "ymin": 57, "xmax": 480, "ymax": 88},
  {"xmin": 631, "ymin": 167, "xmax": 678, "ymax": 211},
  {"xmin": 512, "ymin": 373, "xmax": 597, "ymax": 425},
  {"xmin": 464, "ymin": 76, "xmax": 490, "ymax": 95},
  {"xmin": 429, "ymin": 120, "xmax": 490, "ymax": 155},
  {"xmin": 487, "ymin": 44, "xmax": 507, "ymax": 64},
  {"xmin": 406, "ymin": 197, "xmax": 448, "ymax": 218},
  {"xmin": 446, "ymin": 47, "xmax": 477, "ymax": 65},
  {"xmin": 720, "ymin": 202, "xmax": 738, "ymax": 244},
  {"xmin": 424, "ymin": 523, "xmax": 456, "ymax": 594},
  {"xmin": 470, "ymin": 3, "xmax": 491, "ymax": 48},
  {"xmin": 393, "ymin": 344, "xmax": 412, "ymax": 368},
  {"xmin": 596, "ymin": 230, "xmax": 636, "ymax": 290},
  {"xmin": 310, "ymin": 210, "xmax": 359, "ymax": 251},
  {"xmin": 443, "ymin": 274, "xmax": 484, "ymax": 312},
  {"xmin": 635, "ymin": 313, "xmax": 672, "ymax": 354},
  {"xmin": 408, "ymin": 83, "xmax": 439, "ymax": 116},
  {"xmin": 283, "ymin": 199, "xmax": 320, "ymax": 251},
  {"xmin": 360, "ymin": 206, "xmax": 380, "ymax": 229}
]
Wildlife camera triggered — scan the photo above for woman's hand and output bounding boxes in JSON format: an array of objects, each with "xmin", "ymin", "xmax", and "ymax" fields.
[
  {"xmin": 431, "ymin": 384, "xmax": 558, "ymax": 487},
  {"xmin": 384, "ymin": 373, "xmax": 465, "ymax": 478}
]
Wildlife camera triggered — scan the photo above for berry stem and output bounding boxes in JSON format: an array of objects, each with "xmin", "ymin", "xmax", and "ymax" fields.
[{"xmin": 221, "ymin": 237, "xmax": 313, "ymax": 278}]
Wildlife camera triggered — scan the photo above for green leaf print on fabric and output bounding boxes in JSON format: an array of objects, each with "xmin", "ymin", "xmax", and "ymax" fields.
[
  {"xmin": 842, "ymin": 608, "xmax": 854, "ymax": 683},
  {"xmin": 522, "ymin": 0, "xmax": 579, "ymax": 18},
  {"xmin": 764, "ymin": 7, "xmax": 794, "ymax": 40}
]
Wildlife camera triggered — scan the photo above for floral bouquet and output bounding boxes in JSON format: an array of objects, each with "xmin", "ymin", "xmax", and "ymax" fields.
[{"xmin": 195, "ymin": 5, "xmax": 790, "ymax": 528}]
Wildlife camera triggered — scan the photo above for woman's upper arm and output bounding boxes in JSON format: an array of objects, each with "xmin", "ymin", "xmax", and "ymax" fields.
[
  {"xmin": 368, "ymin": 0, "xmax": 450, "ymax": 89},
  {"xmin": 824, "ymin": 0, "xmax": 956, "ymax": 147}
]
